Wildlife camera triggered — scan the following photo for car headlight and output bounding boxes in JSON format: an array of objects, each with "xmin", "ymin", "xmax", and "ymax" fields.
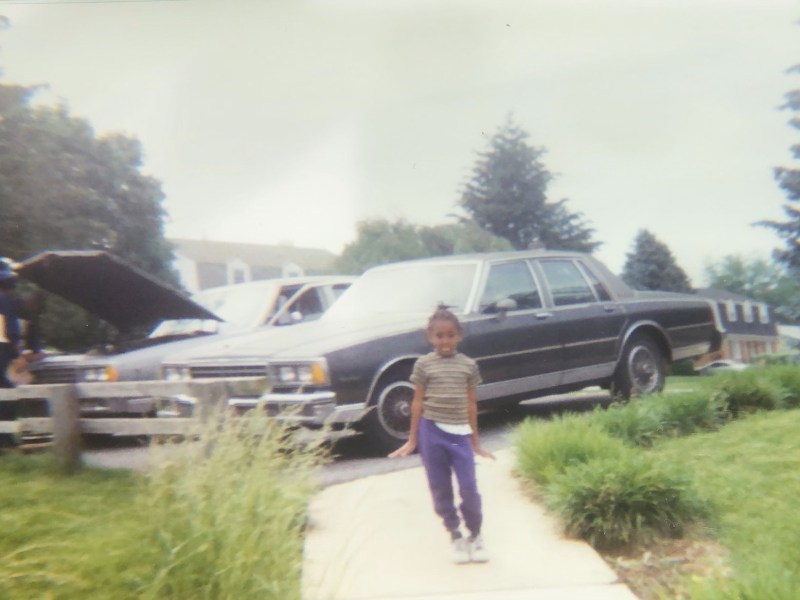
[
  {"xmin": 81, "ymin": 366, "xmax": 119, "ymax": 382},
  {"xmin": 270, "ymin": 360, "xmax": 329, "ymax": 385},
  {"xmin": 162, "ymin": 365, "xmax": 192, "ymax": 381}
]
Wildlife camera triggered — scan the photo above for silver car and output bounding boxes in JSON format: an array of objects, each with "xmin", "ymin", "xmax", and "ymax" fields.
[{"xmin": 18, "ymin": 250, "xmax": 353, "ymax": 416}]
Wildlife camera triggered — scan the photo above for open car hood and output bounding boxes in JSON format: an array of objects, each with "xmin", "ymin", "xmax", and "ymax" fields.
[{"xmin": 15, "ymin": 250, "xmax": 221, "ymax": 330}]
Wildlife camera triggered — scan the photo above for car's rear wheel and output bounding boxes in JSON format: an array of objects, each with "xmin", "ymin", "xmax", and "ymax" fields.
[
  {"xmin": 612, "ymin": 334, "xmax": 666, "ymax": 399},
  {"xmin": 363, "ymin": 373, "xmax": 414, "ymax": 454}
]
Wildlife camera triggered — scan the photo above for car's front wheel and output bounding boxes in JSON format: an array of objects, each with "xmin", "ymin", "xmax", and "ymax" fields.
[
  {"xmin": 612, "ymin": 334, "xmax": 666, "ymax": 399},
  {"xmin": 363, "ymin": 373, "xmax": 414, "ymax": 454}
]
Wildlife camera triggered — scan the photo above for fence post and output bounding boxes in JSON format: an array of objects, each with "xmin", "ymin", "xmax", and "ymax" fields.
[{"xmin": 48, "ymin": 385, "xmax": 81, "ymax": 475}]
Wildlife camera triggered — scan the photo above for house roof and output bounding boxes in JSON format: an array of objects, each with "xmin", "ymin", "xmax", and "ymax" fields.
[
  {"xmin": 169, "ymin": 238, "xmax": 338, "ymax": 272},
  {"xmin": 694, "ymin": 288, "xmax": 762, "ymax": 303}
]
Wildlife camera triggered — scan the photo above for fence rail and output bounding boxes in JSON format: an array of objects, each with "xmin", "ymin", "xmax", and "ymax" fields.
[{"xmin": 0, "ymin": 378, "xmax": 268, "ymax": 473}]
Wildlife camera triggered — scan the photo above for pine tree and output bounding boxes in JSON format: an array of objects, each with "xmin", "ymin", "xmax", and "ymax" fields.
[
  {"xmin": 621, "ymin": 230, "xmax": 692, "ymax": 292},
  {"xmin": 459, "ymin": 116, "xmax": 600, "ymax": 252},
  {"xmin": 760, "ymin": 67, "xmax": 800, "ymax": 274}
]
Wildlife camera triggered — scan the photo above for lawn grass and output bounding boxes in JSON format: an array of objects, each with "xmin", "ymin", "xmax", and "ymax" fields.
[
  {"xmin": 515, "ymin": 370, "xmax": 800, "ymax": 597},
  {"xmin": 0, "ymin": 412, "xmax": 324, "ymax": 599},
  {"xmin": 651, "ymin": 409, "xmax": 800, "ymax": 596},
  {"xmin": 0, "ymin": 452, "xmax": 155, "ymax": 598}
]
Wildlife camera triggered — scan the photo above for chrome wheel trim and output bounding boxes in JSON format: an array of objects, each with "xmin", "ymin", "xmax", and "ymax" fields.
[
  {"xmin": 376, "ymin": 381, "xmax": 414, "ymax": 440},
  {"xmin": 627, "ymin": 344, "xmax": 661, "ymax": 394}
]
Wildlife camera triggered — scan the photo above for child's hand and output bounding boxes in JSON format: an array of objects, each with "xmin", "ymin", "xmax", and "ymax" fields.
[
  {"xmin": 388, "ymin": 440, "xmax": 416, "ymax": 458},
  {"xmin": 473, "ymin": 445, "xmax": 496, "ymax": 461}
]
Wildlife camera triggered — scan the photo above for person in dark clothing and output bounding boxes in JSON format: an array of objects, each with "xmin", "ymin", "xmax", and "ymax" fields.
[
  {"xmin": 0, "ymin": 259, "xmax": 22, "ymax": 389},
  {"xmin": 0, "ymin": 260, "xmax": 46, "ymax": 439}
]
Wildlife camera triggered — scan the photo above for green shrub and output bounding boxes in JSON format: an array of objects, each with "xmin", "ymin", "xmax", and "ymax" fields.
[
  {"xmin": 514, "ymin": 414, "xmax": 628, "ymax": 486},
  {"xmin": 762, "ymin": 365, "xmax": 800, "ymax": 409},
  {"xmin": 671, "ymin": 358, "xmax": 698, "ymax": 376},
  {"xmin": 592, "ymin": 392, "xmax": 728, "ymax": 447},
  {"xmin": 139, "ymin": 411, "xmax": 326, "ymax": 600},
  {"xmin": 656, "ymin": 391, "xmax": 730, "ymax": 436},
  {"xmin": 545, "ymin": 454, "xmax": 705, "ymax": 550},
  {"xmin": 712, "ymin": 370, "xmax": 784, "ymax": 416},
  {"xmin": 592, "ymin": 399, "xmax": 666, "ymax": 447}
]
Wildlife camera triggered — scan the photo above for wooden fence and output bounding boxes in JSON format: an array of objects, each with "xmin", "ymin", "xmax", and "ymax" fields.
[{"xmin": 0, "ymin": 378, "xmax": 267, "ymax": 474}]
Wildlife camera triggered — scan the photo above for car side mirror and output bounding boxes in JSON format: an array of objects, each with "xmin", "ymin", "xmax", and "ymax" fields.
[{"xmin": 494, "ymin": 297, "xmax": 517, "ymax": 320}]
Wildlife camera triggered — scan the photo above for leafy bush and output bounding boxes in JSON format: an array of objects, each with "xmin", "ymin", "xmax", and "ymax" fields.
[
  {"xmin": 712, "ymin": 370, "xmax": 784, "ymax": 416},
  {"xmin": 139, "ymin": 411, "xmax": 326, "ymax": 600},
  {"xmin": 514, "ymin": 414, "xmax": 628, "ymax": 486},
  {"xmin": 545, "ymin": 454, "xmax": 706, "ymax": 550}
]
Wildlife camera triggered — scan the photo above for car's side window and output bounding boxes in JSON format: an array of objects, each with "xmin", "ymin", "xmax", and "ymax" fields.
[
  {"xmin": 539, "ymin": 260, "xmax": 597, "ymax": 306},
  {"xmin": 578, "ymin": 263, "xmax": 612, "ymax": 301},
  {"xmin": 479, "ymin": 261, "xmax": 542, "ymax": 313},
  {"xmin": 288, "ymin": 287, "xmax": 325, "ymax": 322}
]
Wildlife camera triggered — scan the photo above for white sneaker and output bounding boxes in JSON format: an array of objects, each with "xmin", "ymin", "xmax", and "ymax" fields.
[
  {"xmin": 452, "ymin": 536, "xmax": 470, "ymax": 564},
  {"xmin": 468, "ymin": 534, "xmax": 489, "ymax": 563}
]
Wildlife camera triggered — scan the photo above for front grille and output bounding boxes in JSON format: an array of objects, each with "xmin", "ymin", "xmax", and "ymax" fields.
[
  {"xmin": 31, "ymin": 366, "xmax": 78, "ymax": 384},
  {"xmin": 189, "ymin": 364, "xmax": 268, "ymax": 379}
]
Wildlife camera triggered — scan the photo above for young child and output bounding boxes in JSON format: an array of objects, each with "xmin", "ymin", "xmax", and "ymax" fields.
[{"xmin": 389, "ymin": 306, "xmax": 495, "ymax": 564}]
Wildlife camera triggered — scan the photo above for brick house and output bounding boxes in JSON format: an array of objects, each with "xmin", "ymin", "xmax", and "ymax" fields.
[
  {"xmin": 694, "ymin": 288, "xmax": 780, "ymax": 365},
  {"xmin": 170, "ymin": 238, "xmax": 340, "ymax": 293}
]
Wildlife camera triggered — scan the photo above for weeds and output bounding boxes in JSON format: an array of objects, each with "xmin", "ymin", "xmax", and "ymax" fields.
[{"xmin": 139, "ymin": 410, "xmax": 327, "ymax": 600}]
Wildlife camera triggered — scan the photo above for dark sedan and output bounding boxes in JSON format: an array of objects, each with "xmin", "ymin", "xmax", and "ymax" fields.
[{"xmin": 161, "ymin": 250, "xmax": 721, "ymax": 452}]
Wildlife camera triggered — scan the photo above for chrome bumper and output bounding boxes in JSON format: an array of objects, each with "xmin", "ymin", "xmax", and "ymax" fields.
[{"xmin": 161, "ymin": 391, "xmax": 366, "ymax": 427}]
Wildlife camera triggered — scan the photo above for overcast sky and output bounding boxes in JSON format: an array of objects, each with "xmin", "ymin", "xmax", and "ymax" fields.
[{"xmin": 1, "ymin": 0, "xmax": 798, "ymax": 285}]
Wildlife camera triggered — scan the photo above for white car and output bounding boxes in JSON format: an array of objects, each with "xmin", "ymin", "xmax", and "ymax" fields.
[{"xmin": 695, "ymin": 359, "xmax": 749, "ymax": 376}]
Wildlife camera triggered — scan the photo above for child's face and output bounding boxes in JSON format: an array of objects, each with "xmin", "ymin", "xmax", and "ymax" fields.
[{"xmin": 427, "ymin": 319, "xmax": 462, "ymax": 357}]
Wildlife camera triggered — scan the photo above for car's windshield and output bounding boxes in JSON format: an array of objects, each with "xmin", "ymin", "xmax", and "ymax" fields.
[
  {"xmin": 324, "ymin": 262, "xmax": 477, "ymax": 319},
  {"xmin": 149, "ymin": 283, "xmax": 278, "ymax": 338}
]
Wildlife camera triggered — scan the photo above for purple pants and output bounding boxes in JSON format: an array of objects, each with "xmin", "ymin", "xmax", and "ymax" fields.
[{"xmin": 418, "ymin": 418, "xmax": 482, "ymax": 535}]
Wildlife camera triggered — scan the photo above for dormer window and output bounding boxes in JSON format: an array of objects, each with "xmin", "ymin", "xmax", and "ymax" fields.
[
  {"xmin": 725, "ymin": 300, "xmax": 737, "ymax": 322},
  {"xmin": 757, "ymin": 303, "xmax": 769, "ymax": 324},
  {"xmin": 226, "ymin": 258, "xmax": 251, "ymax": 285},
  {"xmin": 742, "ymin": 301, "xmax": 754, "ymax": 323}
]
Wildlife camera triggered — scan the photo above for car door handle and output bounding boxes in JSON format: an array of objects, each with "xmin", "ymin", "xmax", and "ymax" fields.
[
  {"xmin": 534, "ymin": 312, "xmax": 552, "ymax": 320},
  {"xmin": 602, "ymin": 306, "xmax": 616, "ymax": 313}
]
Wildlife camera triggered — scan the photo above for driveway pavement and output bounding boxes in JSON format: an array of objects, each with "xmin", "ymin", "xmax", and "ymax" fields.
[{"xmin": 302, "ymin": 449, "xmax": 639, "ymax": 600}]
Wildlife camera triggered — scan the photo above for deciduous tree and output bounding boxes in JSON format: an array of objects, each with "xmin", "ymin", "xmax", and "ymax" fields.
[
  {"xmin": 337, "ymin": 218, "xmax": 512, "ymax": 274},
  {"xmin": 704, "ymin": 255, "xmax": 800, "ymax": 323},
  {"xmin": 621, "ymin": 229, "xmax": 692, "ymax": 293},
  {"xmin": 459, "ymin": 116, "xmax": 600, "ymax": 252},
  {"xmin": 0, "ymin": 83, "xmax": 176, "ymax": 349}
]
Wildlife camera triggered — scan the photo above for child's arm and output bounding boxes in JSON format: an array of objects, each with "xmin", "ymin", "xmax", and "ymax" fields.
[
  {"xmin": 387, "ymin": 383, "xmax": 424, "ymax": 458},
  {"xmin": 468, "ymin": 386, "xmax": 496, "ymax": 460}
]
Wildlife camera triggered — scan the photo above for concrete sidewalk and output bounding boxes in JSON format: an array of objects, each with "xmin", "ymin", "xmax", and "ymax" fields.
[{"xmin": 302, "ymin": 449, "xmax": 638, "ymax": 600}]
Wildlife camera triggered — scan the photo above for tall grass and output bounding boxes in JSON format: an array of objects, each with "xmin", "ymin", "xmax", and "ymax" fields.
[
  {"xmin": 0, "ymin": 409, "xmax": 326, "ymax": 599},
  {"xmin": 140, "ymin": 412, "xmax": 327, "ymax": 600}
]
